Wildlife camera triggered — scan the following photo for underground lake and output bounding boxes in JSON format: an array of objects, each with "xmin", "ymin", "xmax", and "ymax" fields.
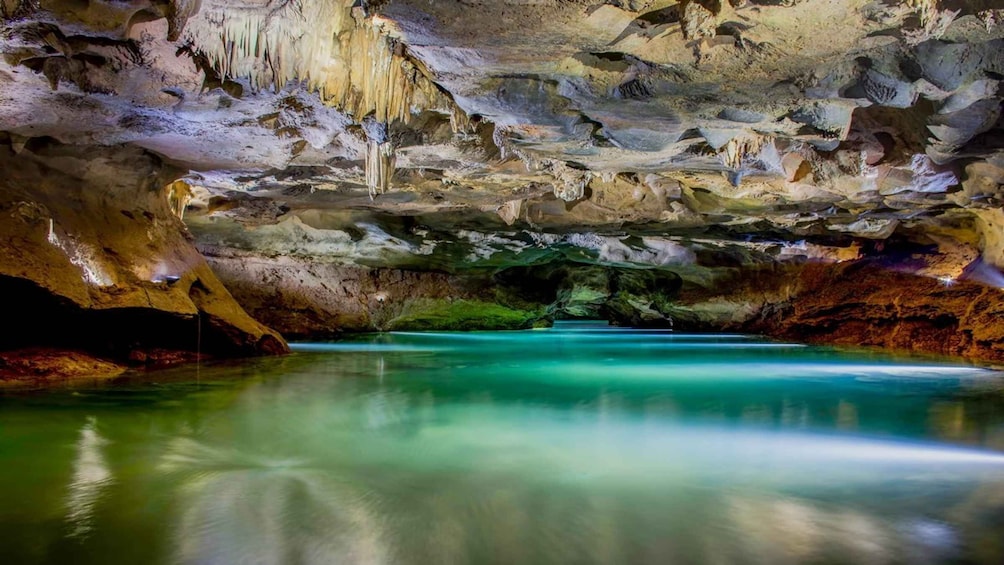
[
  {"xmin": 2, "ymin": 323, "xmax": 1003, "ymax": 564},
  {"xmin": 4, "ymin": 1, "xmax": 1004, "ymax": 563}
]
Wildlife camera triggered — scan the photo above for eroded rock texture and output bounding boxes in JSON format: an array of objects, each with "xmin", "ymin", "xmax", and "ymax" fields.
[
  {"xmin": 2, "ymin": 0, "xmax": 1004, "ymax": 369},
  {"xmin": 762, "ymin": 261, "xmax": 1004, "ymax": 360},
  {"xmin": 0, "ymin": 138, "xmax": 286, "ymax": 382},
  {"xmin": 203, "ymin": 255, "xmax": 537, "ymax": 336}
]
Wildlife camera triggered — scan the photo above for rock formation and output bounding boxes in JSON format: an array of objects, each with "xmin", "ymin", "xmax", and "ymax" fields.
[
  {"xmin": 2, "ymin": 0, "xmax": 1004, "ymax": 376},
  {"xmin": 0, "ymin": 136, "xmax": 286, "ymax": 382}
]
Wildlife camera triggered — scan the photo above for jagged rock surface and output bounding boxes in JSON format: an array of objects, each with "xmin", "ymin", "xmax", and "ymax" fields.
[
  {"xmin": 0, "ymin": 138, "xmax": 287, "ymax": 380},
  {"xmin": 1, "ymin": 0, "xmax": 1004, "ymax": 368},
  {"xmin": 203, "ymin": 254, "xmax": 520, "ymax": 335},
  {"xmin": 758, "ymin": 261, "xmax": 1004, "ymax": 361}
]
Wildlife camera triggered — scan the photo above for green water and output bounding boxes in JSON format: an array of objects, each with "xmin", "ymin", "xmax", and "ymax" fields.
[{"xmin": 2, "ymin": 323, "xmax": 1004, "ymax": 564}]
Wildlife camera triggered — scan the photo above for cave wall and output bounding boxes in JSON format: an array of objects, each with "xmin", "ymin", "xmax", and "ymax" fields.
[
  {"xmin": 202, "ymin": 247, "xmax": 1004, "ymax": 364},
  {"xmin": 0, "ymin": 137, "xmax": 287, "ymax": 381},
  {"xmin": 753, "ymin": 261, "xmax": 1004, "ymax": 361},
  {"xmin": 205, "ymin": 253, "xmax": 546, "ymax": 335}
]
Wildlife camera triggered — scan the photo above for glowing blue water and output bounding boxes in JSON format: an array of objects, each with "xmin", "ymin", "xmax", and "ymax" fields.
[{"xmin": 2, "ymin": 325, "xmax": 1004, "ymax": 564}]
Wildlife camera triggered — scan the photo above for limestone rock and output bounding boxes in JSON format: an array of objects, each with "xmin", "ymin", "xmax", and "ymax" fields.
[
  {"xmin": 0, "ymin": 0, "xmax": 1003, "ymax": 366},
  {"xmin": 0, "ymin": 138, "xmax": 287, "ymax": 376}
]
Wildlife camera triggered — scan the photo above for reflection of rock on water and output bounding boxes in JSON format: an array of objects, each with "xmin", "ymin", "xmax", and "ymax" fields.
[
  {"xmin": 725, "ymin": 495, "xmax": 963, "ymax": 565},
  {"xmin": 65, "ymin": 416, "xmax": 113, "ymax": 539},
  {"xmin": 159, "ymin": 438, "xmax": 386, "ymax": 565}
]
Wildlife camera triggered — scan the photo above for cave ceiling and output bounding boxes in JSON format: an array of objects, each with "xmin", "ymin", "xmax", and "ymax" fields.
[{"xmin": 2, "ymin": 0, "xmax": 1004, "ymax": 280}]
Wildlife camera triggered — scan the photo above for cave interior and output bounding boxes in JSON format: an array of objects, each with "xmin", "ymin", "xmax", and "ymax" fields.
[{"xmin": 2, "ymin": 0, "xmax": 1004, "ymax": 378}]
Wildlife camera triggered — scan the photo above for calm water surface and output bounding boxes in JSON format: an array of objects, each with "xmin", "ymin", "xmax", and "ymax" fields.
[{"xmin": 2, "ymin": 323, "xmax": 1004, "ymax": 564}]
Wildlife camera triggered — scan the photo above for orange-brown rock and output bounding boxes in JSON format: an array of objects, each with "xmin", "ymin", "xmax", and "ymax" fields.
[
  {"xmin": 0, "ymin": 348, "xmax": 126, "ymax": 386},
  {"xmin": 0, "ymin": 137, "xmax": 287, "ymax": 380},
  {"xmin": 756, "ymin": 262, "xmax": 1004, "ymax": 363}
]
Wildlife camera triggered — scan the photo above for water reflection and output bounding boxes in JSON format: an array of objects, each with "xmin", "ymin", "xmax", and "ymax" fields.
[
  {"xmin": 149, "ymin": 426, "xmax": 1002, "ymax": 564},
  {"xmin": 0, "ymin": 330, "xmax": 1002, "ymax": 564},
  {"xmin": 144, "ymin": 378, "xmax": 1004, "ymax": 564},
  {"xmin": 65, "ymin": 417, "xmax": 112, "ymax": 539},
  {"xmin": 160, "ymin": 438, "xmax": 386, "ymax": 565}
]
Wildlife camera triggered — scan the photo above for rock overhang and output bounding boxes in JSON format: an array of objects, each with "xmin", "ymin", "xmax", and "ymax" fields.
[{"xmin": 0, "ymin": 0, "xmax": 1002, "ymax": 324}]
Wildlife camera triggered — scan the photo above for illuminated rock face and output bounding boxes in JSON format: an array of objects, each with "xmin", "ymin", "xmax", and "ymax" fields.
[
  {"xmin": 761, "ymin": 261, "xmax": 1004, "ymax": 360},
  {"xmin": 1, "ymin": 0, "xmax": 1004, "ymax": 371},
  {"xmin": 0, "ymin": 138, "xmax": 287, "ymax": 379}
]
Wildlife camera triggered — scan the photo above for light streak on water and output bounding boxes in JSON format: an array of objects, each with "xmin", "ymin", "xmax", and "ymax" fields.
[
  {"xmin": 390, "ymin": 330, "xmax": 756, "ymax": 340},
  {"xmin": 551, "ymin": 362, "xmax": 987, "ymax": 382},
  {"xmin": 293, "ymin": 340, "xmax": 803, "ymax": 351},
  {"xmin": 2, "ymin": 329, "xmax": 1004, "ymax": 564},
  {"xmin": 289, "ymin": 342, "xmax": 446, "ymax": 353},
  {"xmin": 65, "ymin": 417, "xmax": 113, "ymax": 539}
]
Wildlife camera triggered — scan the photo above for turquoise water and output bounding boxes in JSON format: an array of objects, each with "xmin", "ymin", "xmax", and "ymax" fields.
[{"xmin": 2, "ymin": 323, "xmax": 1004, "ymax": 564}]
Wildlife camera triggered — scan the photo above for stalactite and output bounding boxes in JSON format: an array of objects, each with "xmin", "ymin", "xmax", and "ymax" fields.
[
  {"xmin": 545, "ymin": 160, "xmax": 591, "ymax": 202},
  {"xmin": 907, "ymin": 0, "xmax": 939, "ymax": 27},
  {"xmin": 904, "ymin": 0, "xmax": 959, "ymax": 45},
  {"xmin": 365, "ymin": 140, "xmax": 395, "ymax": 199},
  {"xmin": 450, "ymin": 105, "xmax": 476, "ymax": 135},
  {"xmin": 493, "ymin": 125, "xmax": 515, "ymax": 161},
  {"xmin": 362, "ymin": 117, "xmax": 394, "ymax": 198},
  {"xmin": 496, "ymin": 199, "xmax": 522, "ymax": 226},
  {"xmin": 719, "ymin": 132, "xmax": 772, "ymax": 170},
  {"xmin": 183, "ymin": 0, "xmax": 464, "ymax": 125},
  {"xmin": 166, "ymin": 180, "xmax": 193, "ymax": 220},
  {"xmin": 493, "ymin": 124, "xmax": 538, "ymax": 169},
  {"xmin": 978, "ymin": 9, "xmax": 1003, "ymax": 32}
]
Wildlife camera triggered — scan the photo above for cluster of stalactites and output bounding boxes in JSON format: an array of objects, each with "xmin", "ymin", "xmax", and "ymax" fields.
[
  {"xmin": 719, "ymin": 132, "xmax": 773, "ymax": 170},
  {"xmin": 545, "ymin": 160, "xmax": 592, "ymax": 202},
  {"xmin": 362, "ymin": 117, "xmax": 394, "ymax": 198},
  {"xmin": 903, "ymin": 0, "xmax": 960, "ymax": 45},
  {"xmin": 365, "ymin": 140, "xmax": 395, "ymax": 199},
  {"xmin": 182, "ymin": 0, "xmax": 458, "ymax": 124}
]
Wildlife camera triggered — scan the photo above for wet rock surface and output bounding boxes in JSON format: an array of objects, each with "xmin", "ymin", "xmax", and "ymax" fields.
[{"xmin": 0, "ymin": 348, "xmax": 126, "ymax": 385}]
